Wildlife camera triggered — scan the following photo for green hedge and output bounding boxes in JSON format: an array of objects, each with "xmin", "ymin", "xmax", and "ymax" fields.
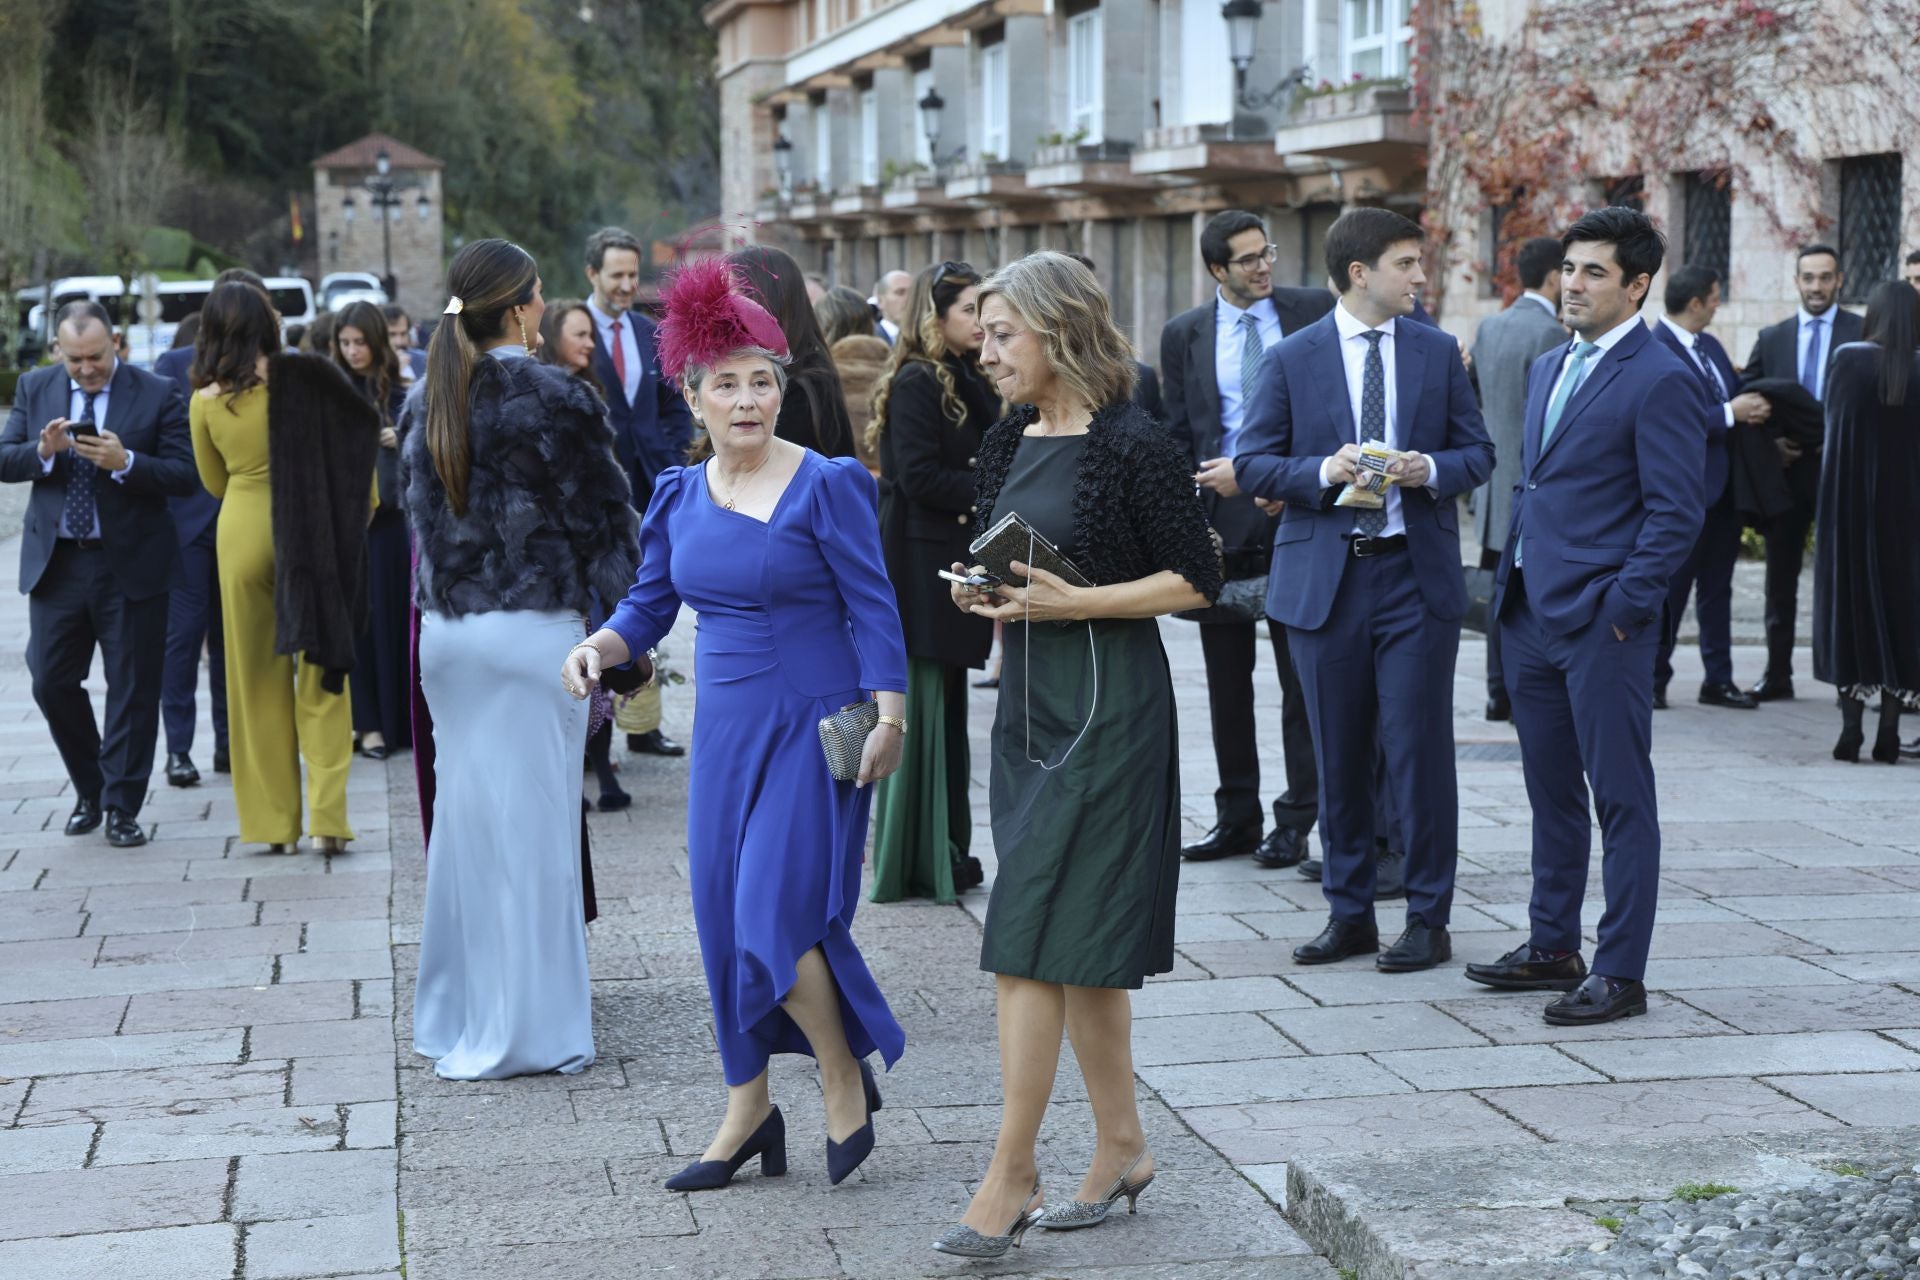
[{"xmin": 0, "ymin": 367, "xmax": 20, "ymax": 405}]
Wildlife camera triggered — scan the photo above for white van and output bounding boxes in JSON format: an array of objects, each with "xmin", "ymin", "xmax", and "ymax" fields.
[{"xmin": 26, "ymin": 275, "xmax": 318, "ymax": 365}]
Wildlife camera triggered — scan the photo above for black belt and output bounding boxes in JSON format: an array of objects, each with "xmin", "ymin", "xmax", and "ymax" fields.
[
  {"xmin": 56, "ymin": 537, "xmax": 104, "ymax": 551},
  {"xmin": 1348, "ymin": 534, "xmax": 1408, "ymax": 558}
]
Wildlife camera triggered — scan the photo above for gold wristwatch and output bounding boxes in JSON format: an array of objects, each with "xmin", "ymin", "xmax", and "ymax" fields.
[{"xmin": 877, "ymin": 715, "xmax": 908, "ymax": 734}]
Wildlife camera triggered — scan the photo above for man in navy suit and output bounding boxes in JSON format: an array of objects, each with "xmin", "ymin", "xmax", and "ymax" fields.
[
  {"xmin": 1739, "ymin": 244, "xmax": 1862, "ymax": 701},
  {"xmin": 1466, "ymin": 207, "xmax": 1710, "ymax": 1024},
  {"xmin": 583, "ymin": 226, "xmax": 692, "ymax": 757},
  {"xmin": 583, "ymin": 226, "xmax": 695, "ymax": 512},
  {"xmin": 1649, "ymin": 265, "xmax": 1772, "ymax": 711},
  {"xmin": 0, "ymin": 303, "xmax": 200, "ymax": 847},
  {"xmin": 1235, "ymin": 208, "xmax": 1494, "ymax": 973}
]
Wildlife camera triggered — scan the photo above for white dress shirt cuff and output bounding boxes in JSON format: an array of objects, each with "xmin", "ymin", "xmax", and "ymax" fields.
[
  {"xmin": 1421, "ymin": 453, "xmax": 1440, "ymax": 494},
  {"xmin": 113, "ymin": 451, "xmax": 135, "ymax": 482},
  {"xmin": 1318, "ymin": 457, "xmax": 1334, "ymax": 488},
  {"xmin": 1722, "ymin": 403, "xmax": 1736, "ymax": 429},
  {"xmin": 39, "ymin": 453, "xmax": 55, "ymax": 475}
]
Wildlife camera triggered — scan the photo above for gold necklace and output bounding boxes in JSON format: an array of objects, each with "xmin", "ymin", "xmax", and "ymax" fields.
[{"xmin": 712, "ymin": 454, "xmax": 772, "ymax": 511}]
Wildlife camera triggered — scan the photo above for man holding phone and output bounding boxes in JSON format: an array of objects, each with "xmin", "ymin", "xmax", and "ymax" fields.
[{"xmin": 0, "ymin": 302, "xmax": 199, "ymax": 847}]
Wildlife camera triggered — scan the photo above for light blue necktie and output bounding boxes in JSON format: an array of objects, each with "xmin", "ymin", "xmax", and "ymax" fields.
[
  {"xmin": 1239, "ymin": 312, "xmax": 1264, "ymax": 404},
  {"xmin": 1541, "ymin": 342, "xmax": 1601, "ymax": 450},
  {"xmin": 1799, "ymin": 316, "xmax": 1824, "ymax": 399}
]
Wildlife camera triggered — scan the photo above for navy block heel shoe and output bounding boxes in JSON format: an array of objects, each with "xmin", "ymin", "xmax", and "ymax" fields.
[
  {"xmin": 827, "ymin": 1060, "xmax": 882, "ymax": 1185},
  {"xmin": 663, "ymin": 1106, "xmax": 786, "ymax": 1191}
]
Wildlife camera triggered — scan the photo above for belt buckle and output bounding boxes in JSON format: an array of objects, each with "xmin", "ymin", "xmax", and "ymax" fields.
[{"xmin": 1351, "ymin": 536, "xmax": 1378, "ymax": 559}]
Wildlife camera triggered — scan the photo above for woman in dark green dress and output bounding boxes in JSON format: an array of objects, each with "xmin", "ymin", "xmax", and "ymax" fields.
[{"xmin": 930, "ymin": 253, "xmax": 1221, "ymax": 1259}]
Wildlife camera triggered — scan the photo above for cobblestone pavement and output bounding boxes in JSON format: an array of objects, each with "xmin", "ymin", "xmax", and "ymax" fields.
[{"xmin": 3, "ymin": 508, "xmax": 1910, "ymax": 1279}]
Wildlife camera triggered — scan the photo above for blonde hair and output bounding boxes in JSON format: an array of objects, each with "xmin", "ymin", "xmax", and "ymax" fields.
[
  {"xmin": 867, "ymin": 262, "xmax": 983, "ymax": 456},
  {"xmin": 976, "ymin": 251, "xmax": 1137, "ymax": 412}
]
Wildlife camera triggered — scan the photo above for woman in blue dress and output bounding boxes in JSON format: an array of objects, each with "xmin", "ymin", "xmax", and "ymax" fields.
[{"xmin": 564, "ymin": 257, "xmax": 909, "ymax": 1190}]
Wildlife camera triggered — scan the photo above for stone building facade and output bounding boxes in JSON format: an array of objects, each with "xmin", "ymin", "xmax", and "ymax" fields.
[{"xmin": 310, "ymin": 133, "xmax": 447, "ymax": 322}]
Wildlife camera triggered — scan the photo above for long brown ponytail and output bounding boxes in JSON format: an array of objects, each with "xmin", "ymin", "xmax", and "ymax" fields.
[{"xmin": 423, "ymin": 239, "xmax": 538, "ymax": 515}]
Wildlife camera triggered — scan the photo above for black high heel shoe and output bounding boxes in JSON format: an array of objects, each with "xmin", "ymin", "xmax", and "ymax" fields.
[
  {"xmin": 663, "ymin": 1106, "xmax": 786, "ymax": 1191},
  {"xmin": 826, "ymin": 1060, "xmax": 882, "ymax": 1185},
  {"xmin": 1835, "ymin": 696, "xmax": 1865, "ymax": 763},
  {"xmin": 1872, "ymin": 706, "xmax": 1904, "ymax": 764}
]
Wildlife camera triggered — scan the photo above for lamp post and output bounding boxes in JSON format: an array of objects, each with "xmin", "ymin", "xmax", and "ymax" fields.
[
  {"xmin": 773, "ymin": 132, "xmax": 794, "ymax": 198},
  {"xmin": 917, "ymin": 86, "xmax": 964, "ymax": 173},
  {"xmin": 1221, "ymin": 0, "xmax": 1310, "ymax": 112},
  {"xmin": 340, "ymin": 147, "xmax": 428, "ymax": 302}
]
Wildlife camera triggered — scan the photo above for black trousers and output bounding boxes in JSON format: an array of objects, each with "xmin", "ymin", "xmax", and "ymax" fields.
[
  {"xmin": 1197, "ymin": 617, "xmax": 1318, "ymax": 834},
  {"xmin": 1760, "ymin": 455, "xmax": 1819, "ymax": 683},
  {"xmin": 161, "ymin": 518, "xmax": 226, "ymax": 756},
  {"xmin": 28, "ymin": 543, "xmax": 170, "ymax": 815}
]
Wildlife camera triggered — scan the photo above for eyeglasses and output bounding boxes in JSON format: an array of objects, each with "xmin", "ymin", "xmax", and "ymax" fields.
[{"xmin": 1228, "ymin": 245, "xmax": 1280, "ymax": 271}]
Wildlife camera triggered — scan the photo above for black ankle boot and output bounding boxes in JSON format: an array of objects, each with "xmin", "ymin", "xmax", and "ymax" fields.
[
  {"xmin": 1872, "ymin": 705, "xmax": 1903, "ymax": 764},
  {"xmin": 1834, "ymin": 696, "xmax": 1865, "ymax": 762}
]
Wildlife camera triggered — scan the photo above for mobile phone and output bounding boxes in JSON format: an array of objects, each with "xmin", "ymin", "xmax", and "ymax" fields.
[
  {"xmin": 69, "ymin": 418, "xmax": 99, "ymax": 439},
  {"xmin": 937, "ymin": 569, "xmax": 1003, "ymax": 591}
]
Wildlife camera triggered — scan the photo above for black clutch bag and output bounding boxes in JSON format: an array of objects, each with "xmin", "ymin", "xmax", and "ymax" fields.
[{"xmin": 968, "ymin": 511, "xmax": 1091, "ymax": 589}]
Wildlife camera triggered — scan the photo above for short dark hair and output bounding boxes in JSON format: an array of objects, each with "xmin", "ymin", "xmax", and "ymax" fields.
[
  {"xmin": 55, "ymin": 300, "xmax": 114, "ymax": 335},
  {"xmin": 585, "ymin": 226, "xmax": 644, "ymax": 271},
  {"xmin": 1324, "ymin": 207, "xmax": 1424, "ymax": 293},
  {"xmin": 1905, "ymin": 249, "xmax": 1920, "ymax": 267},
  {"xmin": 212, "ymin": 268, "xmax": 266, "ymax": 291},
  {"xmin": 1664, "ymin": 263, "xmax": 1721, "ymax": 315},
  {"xmin": 171, "ymin": 312, "xmax": 201, "ymax": 350},
  {"xmin": 1795, "ymin": 242, "xmax": 1839, "ymax": 267},
  {"xmin": 1516, "ymin": 237, "xmax": 1563, "ymax": 290},
  {"xmin": 1200, "ymin": 210, "xmax": 1266, "ymax": 272},
  {"xmin": 1562, "ymin": 206, "xmax": 1667, "ymax": 289},
  {"xmin": 381, "ymin": 302, "xmax": 411, "ymax": 326}
]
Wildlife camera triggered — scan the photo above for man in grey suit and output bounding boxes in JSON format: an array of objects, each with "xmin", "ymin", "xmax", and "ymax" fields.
[{"xmin": 1469, "ymin": 237, "xmax": 1567, "ymax": 719}]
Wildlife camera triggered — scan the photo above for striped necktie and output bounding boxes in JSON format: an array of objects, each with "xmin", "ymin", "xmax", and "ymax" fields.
[{"xmin": 1239, "ymin": 312, "xmax": 1264, "ymax": 406}]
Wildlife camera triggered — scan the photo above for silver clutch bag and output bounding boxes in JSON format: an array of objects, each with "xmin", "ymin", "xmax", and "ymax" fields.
[{"xmin": 818, "ymin": 700, "xmax": 880, "ymax": 782}]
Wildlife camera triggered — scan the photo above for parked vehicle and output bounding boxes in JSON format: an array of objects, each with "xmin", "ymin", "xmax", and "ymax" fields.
[{"xmin": 320, "ymin": 272, "xmax": 386, "ymax": 311}]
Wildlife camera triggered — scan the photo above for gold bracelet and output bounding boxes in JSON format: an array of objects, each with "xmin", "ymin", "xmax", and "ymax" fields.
[{"xmin": 877, "ymin": 715, "xmax": 908, "ymax": 734}]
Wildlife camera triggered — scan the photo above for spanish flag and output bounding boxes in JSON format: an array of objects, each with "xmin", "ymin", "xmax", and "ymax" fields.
[{"xmin": 290, "ymin": 193, "xmax": 304, "ymax": 244}]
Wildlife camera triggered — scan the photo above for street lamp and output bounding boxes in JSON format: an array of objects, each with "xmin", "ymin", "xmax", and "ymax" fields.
[
  {"xmin": 1221, "ymin": 0, "xmax": 1311, "ymax": 110},
  {"xmin": 773, "ymin": 132, "xmax": 793, "ymax": 197},
  {"xmin": 347, "ymin": 146, "xmax": 428, "ymax": 301},
  {"xmin": 917, "ymin": 86, "xmax": 964, "ymax": 172}
]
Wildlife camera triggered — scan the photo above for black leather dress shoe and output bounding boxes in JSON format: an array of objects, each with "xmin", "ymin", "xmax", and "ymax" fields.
[
  {"xmin": 1297, "ymin": 856, "xmax": 1321, "ymax": 880},
  {"xmin": 1652, "ymin": 684, "xmax": 1669, "ymax": 710},
  {"xmin": 1293, "ymin": 917, "xmax": 1379, "ymax": 965},
  {"xmin": 1748, "ymin": 676, "xmax": 1794, "ymax": 702},
  {"xmin": 1485, "ymin": 694, "xmax": 1511, "ymax": 722},
  {"xmin": 1252, "ymin": 826, "xmax": 1307, "ymax": 869},
  {"xmin": 105, "ymin": 808, "xmax": 146, "ymax": 848},
  {"xmin": 1464, "ymin": 943, "xmax": 1587, "ymax": 991},
  {"xmin": 65, "ymin": 797, "xmax": 103, "ymax": 836},
  {"xmin": 166, "ymin": 752, "xmax": 200, "ymax": 787},
  {"xmin": 1378, "ymin": 919, "xmax": 1451, "ymax": 972},
  {"xmin": 628, "ymin": 729, "xmax": 685, "ymax": 757},
  {"xmin": 212, "ymin": 747, "xmax": 231, "ymax": 773},
  {"xmin": 1543, "ymin": 973, "xmax": 1647, "ymax": 1025},
  {"xmin": 1181, "ymin": 821, "xmax": 1260, "ymax": 862},
  {"xmin": 1699, "ymin": 682, "xmax": 1758, "ymax": 709},
  {"xmin": 1373, "ymin": 848, "xmax": 1407, "ymax": 900}
]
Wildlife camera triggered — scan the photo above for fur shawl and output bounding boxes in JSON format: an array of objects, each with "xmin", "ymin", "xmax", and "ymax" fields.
[
  {"xmin": 401, "ymin": 355, "xmax": 641, "ymax": 620},
  {"xmin": 267, "ymin": 352, "xmax": 382, "ymax": 692},
  {"xmin": 974, "ymin": 399, "xmax": 1222, "ymax": 602}
]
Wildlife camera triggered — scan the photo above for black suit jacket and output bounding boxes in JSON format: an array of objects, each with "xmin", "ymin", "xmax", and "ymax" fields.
[
  {"xmin": 1742, "ymin": 309, "xmax": 1864, "ymax": 386},
  {"xmin": 1161, "ymin": 286, "xmax": 1335, "ymax": 558},
  {"xmin": 151, "ymin": 345, "xmax": 222, "ymax": 546},
  {"xmin": 0, "ymin": 362, "xmax": 199, "ymax": 599}
]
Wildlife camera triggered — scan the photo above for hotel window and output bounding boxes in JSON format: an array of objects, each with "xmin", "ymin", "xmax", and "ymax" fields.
[
  {"xmin": 1342, "ymin": 0, "xmax": 1412, "ymax": 80},
  {"xmin": 1067, "ymin": 7, "xmax": 1104, "ymax": 142},
  {"xmin": 980, "ymin": 39, "xmax": 1009, "ymax": 160},
  {"xmin": 814, "ymin": 101, "xmax": 832, "ymax": 189},
  {"xmin": 859, "ymin": 88, "xmax": 879, "ymax": 186},
  {"xmin": 1684, "ymin": 170, "xmax": 1733, "ymax": 298},
  {"xmin": 1839, "ymin": 153, "xmax": 1903, "ymax": 304}
]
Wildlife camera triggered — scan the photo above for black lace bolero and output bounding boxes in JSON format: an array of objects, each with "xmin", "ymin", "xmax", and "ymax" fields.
[{"xmin": 973, "ymin": 400, "xmax": 1222, "ymax": 603}]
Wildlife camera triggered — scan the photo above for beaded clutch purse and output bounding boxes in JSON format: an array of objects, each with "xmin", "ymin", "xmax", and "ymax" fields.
[
  {"xmin": 818, "ymin": 700, "xmax": 880, "ymax": 782},
  {"xmin": 968, "ymin": 511, "xmax": 1091, "ymax": 588}
]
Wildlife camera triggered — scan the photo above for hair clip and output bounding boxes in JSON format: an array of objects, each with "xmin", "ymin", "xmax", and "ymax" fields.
[{"xmin": 444, "ymin": 296, "xmax": 464, "ymax": 315}]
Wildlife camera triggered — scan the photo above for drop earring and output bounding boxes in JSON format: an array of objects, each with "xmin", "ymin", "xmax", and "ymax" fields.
[{"xmin": 518, "ymin": 312, "xmax": 533, "ymax": 354}]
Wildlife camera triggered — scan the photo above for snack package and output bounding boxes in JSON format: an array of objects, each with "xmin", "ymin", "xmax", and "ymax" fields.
[{"xmin": 1333, "ymin": 440, "xmax": 1409, "ymax": 509}]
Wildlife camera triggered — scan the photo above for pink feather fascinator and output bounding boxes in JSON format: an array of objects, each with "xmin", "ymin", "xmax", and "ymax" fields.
[{"xmin": 654, "ymin": 256, "xmax": 789, "ymax": 381}]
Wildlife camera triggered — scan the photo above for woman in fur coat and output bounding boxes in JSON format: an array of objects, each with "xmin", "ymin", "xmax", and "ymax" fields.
[{"xmin": 404, "ymin": 240, "xmax": 641, "ymax": 1080}]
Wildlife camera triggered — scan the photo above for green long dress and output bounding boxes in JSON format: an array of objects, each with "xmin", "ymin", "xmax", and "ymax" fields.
[
  {"xmin": 868, "ymin": 658, "xmax": 969, "ymax": 902},
  {"xmin": 977, "ymin": 433, "xmax": 1183, "ymax": 988}
]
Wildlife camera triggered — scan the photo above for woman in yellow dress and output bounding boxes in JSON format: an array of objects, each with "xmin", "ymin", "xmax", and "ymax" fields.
[{"xmin": 188, "ymin": 281, "xmax": 378, "ymax": 852}]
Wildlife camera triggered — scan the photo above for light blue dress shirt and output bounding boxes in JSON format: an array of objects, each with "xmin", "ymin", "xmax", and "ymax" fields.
[
  {"xmin": 41, "ymin": 365, "xmax": 136, "ymax": 538},
  {"xmin": 1213, "ymin": 290, "xmax": 1283, "ymax": 460},
  {"xmin": 587, "ymin": 298, "xmax": 642, "ymax": 406}
]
